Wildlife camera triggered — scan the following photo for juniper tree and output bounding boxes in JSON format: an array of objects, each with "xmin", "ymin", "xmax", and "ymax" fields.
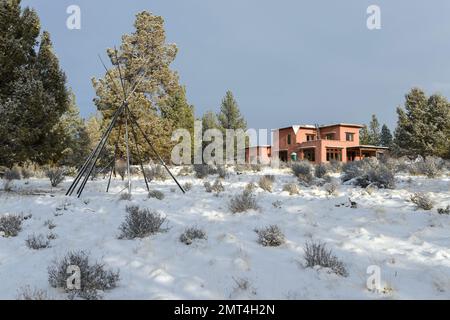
[
  {"xmin": 0, "ymin": 1, "xmax": 70, "ymax": 166},
  {"xmin": 92, "ymin": 11, "xmax": 191, "ymax": 162}
]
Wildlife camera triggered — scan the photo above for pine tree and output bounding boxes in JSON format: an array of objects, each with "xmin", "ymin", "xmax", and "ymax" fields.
[
  {"xmin": 92, "ymin": 11, "xmax": 185, "ymax": 163},
  {"xmin": 217, "ymin": 91, "xmax": 247, "ymax": 131},
  {"xmin": 359, "ymin": 126, "xmax": 370, "ymax": 145},
  {"xmin": 380, "ymin": 124, "xmax": 393, "ymax": 147},
  {"xmin": 368, "ymin": 114, "xmax": 381, "ymax": 145},
  {"xmin": 393, "ymin": 88, "xmax": 449, "ymax": 157},
  {"xmin": 216, "ymin": 91, "xmax": 247, "ymax": 161}
]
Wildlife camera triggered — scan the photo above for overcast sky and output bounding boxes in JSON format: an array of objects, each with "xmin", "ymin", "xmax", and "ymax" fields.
[{"xmin": 22, "ymin": 0, "xmax": 450, "ymax": 131}]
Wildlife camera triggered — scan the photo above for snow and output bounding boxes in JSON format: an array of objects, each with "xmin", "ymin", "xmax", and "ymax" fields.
[{"xmin": 0, "ymin": 168, "xmax": 449, "ymax": 299}]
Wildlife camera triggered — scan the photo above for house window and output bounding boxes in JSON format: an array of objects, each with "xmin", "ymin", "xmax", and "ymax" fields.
[
  {"xmin": 306, "ymin": 134, "xmax": 315, "ymax": 141},
  {"xmin": 287, "ymin": 134, "xmax": 291, "ymax": 145},
  {"xmin": 326, "ymin": 148, "xmax": 342, "ymax": 161},
  {"xmin": 325, "ymin": 133, "xmax": 335, "ymax": 140},
  {"xmin": 346, "ymin": 132, "xmax": 354, "ymax": 142}
]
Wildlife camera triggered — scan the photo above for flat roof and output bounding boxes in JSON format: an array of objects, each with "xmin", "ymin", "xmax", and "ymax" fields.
[
  {"xmin": 275, "ymin": 123, "xmax": 364, "ymax": 131},
  {"xmin": 348, "ymin": 145, "xmax": 390, "ymax": 149}
]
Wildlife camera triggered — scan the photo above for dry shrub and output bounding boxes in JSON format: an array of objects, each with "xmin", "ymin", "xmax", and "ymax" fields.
[
  {"xmin": 119, "ymin": 205, "xmax": 168, "ymax": 239},
  {"xmin": 304, "ymin": 241, "xmax": 348, "ymax": 277}
]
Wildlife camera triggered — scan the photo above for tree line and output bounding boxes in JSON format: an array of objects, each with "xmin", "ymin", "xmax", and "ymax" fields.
[
  {"xmin": 0, "ymin": 0, "xmax": 449, "ymax": 171},
  {"xmin": 359, "ymin": 88, "xmax": 449, "ymax": 158}
]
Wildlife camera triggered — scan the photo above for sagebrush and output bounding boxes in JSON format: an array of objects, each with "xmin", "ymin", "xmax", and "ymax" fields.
[
  {"xmin": 48, "ymin": 250, "xmax": 119, "ymax": 300},
  {"xmin": 179, "ymin": 227, "xmax": 207, "ymax": 245},
  {"xmin": 119, "ymin": 205, "xmax": 168, "ymax": 239},
  {"xmin": 304, "ymin": 241, "xmax": 348, "ymax": 277},
  {"xmin": 0, "ymin": 214, "xmax": 23, "ymax": 237},
  {"xmin": 229, "ymin": 190, "xmax": 259, "ymax": 213},
  {"xmin": 255, "ymin": 225, "xmax": 285, "ymax": 247}
]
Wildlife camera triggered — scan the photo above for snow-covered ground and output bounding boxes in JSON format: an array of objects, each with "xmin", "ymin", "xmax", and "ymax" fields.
[{"xmin": 1, "ymin": 167, "xmax": 449, "ymax": 300}]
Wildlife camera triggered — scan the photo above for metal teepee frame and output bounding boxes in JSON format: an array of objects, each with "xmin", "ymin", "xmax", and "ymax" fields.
[{"xmin": 66, "ymin": 48, "xmax": 185, "ymax": 198}]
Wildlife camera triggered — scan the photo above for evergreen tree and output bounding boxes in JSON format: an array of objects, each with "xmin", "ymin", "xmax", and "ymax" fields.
[
  {"xmin": 393, "ymin": 88, "xmax": 450, "ymax": 158},
  {"xmin": 0, "ymin": 1, "xmax": 69, "ymax": 166},
  {"xmin": 51, "ymin": 92, "xmax": 90, "ymax": 167},
  {"xmin": 92, "ymin": 11, "xmax": 186, "ymax": 163},
  {"xmin": 217, "ymin": 91, "xmax": 247, "ymax": 131},
  {"xmin": 359, "ymin": 126, "xmax": 370, "ymax": 145},
  {"xmin": 368, "ymin": 114, "xmax": 381, "ymax": 145},
  {"xmin": 201, "ymin": 111, "xmax": 219, "ymax": 155},
  {"xmin": 380, "ymin": 124, "xmax": 393, "ymax": 147},
  {"xmin": 216, "ymin": 91, "xmax": 247, "ymax": 161}
]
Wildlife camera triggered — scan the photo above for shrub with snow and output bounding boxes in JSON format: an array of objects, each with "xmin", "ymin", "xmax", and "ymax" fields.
[
  {"xmin": 183, "ymin": 182, "xmax": 193, "ymax": 192},
  {"xmin": 179, "ymin": 227, "xmax": 207, "ymax": 245},
  {"xmin": 217, "ymin": 166, "xmax": 228, "ymax": 179},
  {"xmin": 145, "ymin": 165, "xmax": 168, "ymax": 181},
  {"xmin": 178, "ymin": 166, "xmax": 193, "ymax": 176},
  {"xmin": 204, "ymin": 179, "xmax": 224, "ymax": 193},
  {"xmin": 304, "ymin": 241, "xmax": 348, "ymax": 277},
  {"xmin": 194, "ymin": 164, "xmax": 217, "ymax": 179},
  {"xmin": 45, "ymin": 167, "xmax": 65, "ymax": 187},
  {"xmin": 409, "ymin": 156, "xmax": 445, "ymax": 178},
  {"xmin": 148, "ymin": 190, "xmax": 165, "ymax": 200},
  {"xmin": 44, "ymin": 219, "xmax": 56, "ymax": 230},
  {"xmin": 0, "ymin": 214, "xmax": 23, "ymax": 237},
  {"xmin": 119, "ymin": 205, "xmax": 168, "ymax": 239},
  {"xmin": 258, "ymin": 175, "xmax": 274, "ymax": 192},
  {"xmin": 4, "ymin": 167, "xmax": 21, "ymax": 181},
  {"xmin": 229, "ymin": 190, "xmax": 259, "ymax": 213},
  {"xmin": 48, "ymin": 250, "xmax": 119, "ymax": 300},
  {"xmin": 17, "ymin": 286, "xmax": 50, "ymax": 300},
  {"xmin": 291, "ymin": 161, "xmax": 313, "ymax": 185},
  {"xmin": 342, "ymin": 158, "xmax": 395, "ymax": 189},
  {"xmin": 315, "ymin": 163, "xmax": 329, "ymax": 178},
  {"xmin": 410, "ymin": 192, "xmax": 434, "ymax": 210},
  {"xmin": 25, "ymin": 234, "xmax": 50, "ymax": 250},
  {"xmin": 282, "ymin": 183, "xmax": 300, "ymax": 195},
  {"xmin": 118, "ymin": 192, "xmax": 132, "ymax": 201},
  {"xmin": 255, "ymin": 225, "xmax": 285, "ymax": 247},
  {"xmin": 324, "ymin": 182, "xmax": 338, "ymax": 196},
  {"xmin": 437, "ymin": 205, "xmax": 450, "ymax": 215}
]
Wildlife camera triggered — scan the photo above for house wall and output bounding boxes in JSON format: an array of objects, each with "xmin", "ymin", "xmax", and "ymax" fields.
[{"xmin": 248, "ymin": 125, "xmax": 366, "ymax": 164}]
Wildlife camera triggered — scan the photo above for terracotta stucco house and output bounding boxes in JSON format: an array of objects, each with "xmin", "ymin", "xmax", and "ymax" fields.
[{"xmin": 245, "ymin": 123, "xmax": 388, "ymax": 164}]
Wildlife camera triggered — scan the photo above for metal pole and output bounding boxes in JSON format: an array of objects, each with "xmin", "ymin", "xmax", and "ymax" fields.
[
  {"xmin": 106, "ymin": 122, "xmax": 122, "ymax": 193},
  {"xmin": 67, "ymin": 104, "xmax": 124, "ymax": 196},
  {"xmin": 125, "ymin": 105, "xmax": 185, "ymax": 194},
  {"xmin": 76, "ymin": 103, "xmax": 125, "ymax": 197},
  {"xmin": 129, "ymin": 117, "xmax": 150, "ymax": 192},
  {"xmin": 124, "ymin": 106, "xmax": 132, "ymax": 194}
]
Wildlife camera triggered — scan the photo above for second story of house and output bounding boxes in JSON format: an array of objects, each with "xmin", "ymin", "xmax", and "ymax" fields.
[{"xmin": 276, "ymin": 123, "xmax": 364, "ymax": 150}]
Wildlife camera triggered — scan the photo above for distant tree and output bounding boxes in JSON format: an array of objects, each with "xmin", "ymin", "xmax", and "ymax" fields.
[
  {"xmin": 217, "ymin": 91, "xmax": 247, "ymax": 131},
  {"xmin": 217, "ymin": 91, "xmax": 247, "ymax": 161},
  {"xmin": 51, "ymin": 92, "xmax": 90, "ymax": 167},
  {"xmin": 202, "ymin": 111, "xmax": 219, "ymax": 132},
  {"xmin": 85, "ymin": 114, "xmax": 103, "ymax": 151},
  {"xmin": 393, "ymin": 88, "xmax": 450, "ymax": 158},
  {"xmin": 0, "ymin": 1, "xmax": 69, "ymax": 166},
  {"xmin": 380, "ymin": 124, "xmax": 393, "ymax": 147},
  {"xmin": 359, "ymin": 126, "xmax": 370, "ymax": 145},
  {"xmin": 368, "ymin": 114, "xmax": 381, "ymax": 146}
]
